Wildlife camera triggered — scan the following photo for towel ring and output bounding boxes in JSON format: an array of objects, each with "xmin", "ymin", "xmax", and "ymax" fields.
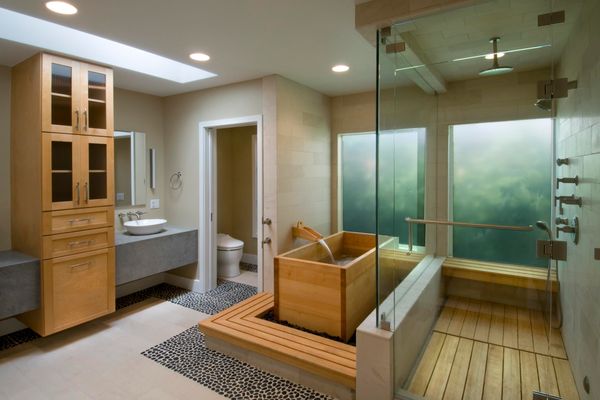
[{"xmin": 169, "ymin": 171, "xmax": 183, "ymax": 190}]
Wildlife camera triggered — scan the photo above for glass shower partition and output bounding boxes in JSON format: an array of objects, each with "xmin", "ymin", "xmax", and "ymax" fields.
[{"xmin": 372, "ymin": 1, "xmax": 579, "ymax": 397}]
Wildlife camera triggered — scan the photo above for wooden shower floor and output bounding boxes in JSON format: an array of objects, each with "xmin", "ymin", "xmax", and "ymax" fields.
[{"xmin": 408, "ymin": 297, "xmax": 579, "ymax": 400}]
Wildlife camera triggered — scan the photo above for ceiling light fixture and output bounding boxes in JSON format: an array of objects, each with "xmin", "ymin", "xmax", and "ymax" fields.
[
  {"xmin": 189, "ymin": 52, "xmax": 210, "ymax": 62},
  {"xmin": 45, "ymin": 1, "xmax": 78, "ymax": 15},
  {"xmin": 479, "ymin": 37, "xmax": 513, "ymax": 76},
  {"xmin": 332, "ymin": 64, "xmax": 349, "ymax": 73}
]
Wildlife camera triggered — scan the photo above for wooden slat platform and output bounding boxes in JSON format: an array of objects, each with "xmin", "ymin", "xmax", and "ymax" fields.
[
  {"xmin": 199, "ymin": 292, "xmax": 357, "ymax": 389},
  {"xmin": 409, "ymin": 297, "xmax": 579, "ymax": 400},
  {"xmin": 443, "ymin": 258, "xmax": 558, "ymax": 292}
]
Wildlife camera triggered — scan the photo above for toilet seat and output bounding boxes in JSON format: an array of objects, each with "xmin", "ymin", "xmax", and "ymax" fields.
[{"xmin": 217, "ymin": 233, "xmax": 244, "ymax": 251}]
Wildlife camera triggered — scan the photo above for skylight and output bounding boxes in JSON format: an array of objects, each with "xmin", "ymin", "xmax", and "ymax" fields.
[{"xmin": 0, "ymin": 7, "xmax": 216, "ymax": 83}]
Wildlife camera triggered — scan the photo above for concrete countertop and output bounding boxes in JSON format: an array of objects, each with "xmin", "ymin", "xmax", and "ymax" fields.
[
  {"xmin": 115, "ymin": 226, "xmax": 197, "ymax": 246},
  {"xmin": 0, "ymin": 250, "xmax": 39, "ymax": 269},
  {"xmin": 0, "ymin": 250, "xmax": 40, "ymax": 320}
]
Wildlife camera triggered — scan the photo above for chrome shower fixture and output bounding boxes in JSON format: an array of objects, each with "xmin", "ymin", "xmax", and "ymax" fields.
[
  {"xmin": 479, "ymin": 37, "xmax": 513, "ymax": 76},
  {"xmin": 535, "ymin": 220, "xmax": 553, "ymax": 240},
  {"xmin": 534, "ymin": 98, "xmax": 552, "ymax": 111},
  {"xmin": 557, "ymin": 176, "xmax": 579, "ymax": 188},
  {"xmin": 556, "ymin": 158, "xmax": 569, "ymax": 166},
  {"xmin": 557, "ymin": 216, "xmax": 580, "ymax": 245}
]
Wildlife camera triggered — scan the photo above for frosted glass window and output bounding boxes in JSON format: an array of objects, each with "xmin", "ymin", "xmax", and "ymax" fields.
[
  {"xmin": 451, "ymin": 119, "xmax": 552, "ymax": 267},
  {"xmin": 341, "ymin": 130, "xmax": 425, "ymax": 245}
]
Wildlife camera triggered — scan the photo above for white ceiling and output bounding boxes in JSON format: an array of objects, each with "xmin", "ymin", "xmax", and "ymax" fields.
[
  {"xmin": 0, "ymin": 0, "xmax": 376, "ymax": 97},
  {"xmin": 0, "ymin": 0, "xmax": 584, "ymax": 98}
]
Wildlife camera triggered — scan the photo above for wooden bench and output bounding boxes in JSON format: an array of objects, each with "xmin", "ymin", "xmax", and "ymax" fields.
[
  {"xmin": 199, "ymin": 292, "xmax": 357, "ymax": 389},
  {"xmin": 442, "ymin": 257, "xmax": 558, "ymax": 292}
]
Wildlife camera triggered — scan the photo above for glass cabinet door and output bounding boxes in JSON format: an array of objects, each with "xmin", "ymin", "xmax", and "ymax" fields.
[
  {"xmin": 80, "ymin": 136, "xmax": 114, "ymax": 207},
  {"xmin": 42, "ymin": 55, "xmax": 81, "ymax": 134},
  {"xmin": 42, "ymin": 133, "xmax": 81, "ymax": 210},
  {"xmin": 80, "ymin": 64, "xmax": 113, "ymax": 136}
]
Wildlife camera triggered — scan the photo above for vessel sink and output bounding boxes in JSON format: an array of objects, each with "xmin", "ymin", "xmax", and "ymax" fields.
[{"xmin": 124, "ymin": 219, "xmax": 167, "ymax": 235}]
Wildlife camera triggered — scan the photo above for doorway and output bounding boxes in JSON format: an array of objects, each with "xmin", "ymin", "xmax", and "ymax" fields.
[{"xmin": 199, "ymin": 115, "xmax": 263, "ymax": 293}]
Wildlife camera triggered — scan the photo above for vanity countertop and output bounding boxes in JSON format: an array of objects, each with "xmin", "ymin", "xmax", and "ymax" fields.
[
  {"xmin": 0, "ymin": 250, "xmax": 39, "ymax": 269},
  {"xmin": 115, "ymin": 226, "xmax": 197, "ymax": 246}
]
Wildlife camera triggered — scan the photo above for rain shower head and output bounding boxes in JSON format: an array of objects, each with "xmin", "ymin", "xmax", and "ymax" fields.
[
  {"xmin": 535, "ymin": 220, "xmax": 553, "ymax": 240},
  {"xmin": 479, "ymin": 37, "xmax": 513, "ymax": 76}
]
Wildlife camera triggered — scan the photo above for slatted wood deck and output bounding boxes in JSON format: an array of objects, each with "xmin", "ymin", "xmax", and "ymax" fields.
[
  {"xmin": 199, "ymin": 292, "xmax": 357, "ymax": 389},
  {"xmin": 408, "ymin": 297, "xmax": 579, "ymax": 400}
]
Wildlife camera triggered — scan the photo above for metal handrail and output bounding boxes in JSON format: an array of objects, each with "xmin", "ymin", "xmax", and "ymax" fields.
[{"xmin": 404, "ymin": 217, "xmax": 534, "ymax": 253}]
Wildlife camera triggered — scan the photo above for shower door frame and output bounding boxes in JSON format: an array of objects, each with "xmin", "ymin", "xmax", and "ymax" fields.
[{"xmin": 198, "ymin": 115, "xmax": 264, "ymax": 293}]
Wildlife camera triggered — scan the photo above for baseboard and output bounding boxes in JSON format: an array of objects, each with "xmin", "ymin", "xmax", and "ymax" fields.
[
  {"xmin": 164, "ymin": 273, "xmax": 205, "ymax": 293},
  {"xmin": 0, "ymin": 317, "xmax": 28, "ymax": 336},
  {"xmin": 241, "ymin": 253, "xmax": 258, "ymax": 265},
  {"xmin": 116, "ymin": 273, "xmax": 167, "ymax": 297}
]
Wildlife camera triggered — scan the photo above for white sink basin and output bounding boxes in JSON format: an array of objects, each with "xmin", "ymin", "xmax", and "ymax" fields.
[{"xmin": 124, "ymin": 219, "xmax": 167, "ymax": 235}]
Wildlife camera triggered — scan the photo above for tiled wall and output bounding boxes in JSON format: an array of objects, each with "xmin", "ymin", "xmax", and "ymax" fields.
[
  {"xmin": 275, "ymin": 76, "xmax": 331, "ymax": 253},
  {"xmin": 555, "ymin": 0, "xmax": 600, "ymax": 397}
]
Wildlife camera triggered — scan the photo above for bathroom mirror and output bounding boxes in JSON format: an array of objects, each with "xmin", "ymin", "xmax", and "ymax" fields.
[{"xmin": 114, "ymin": 131, "xmax": 146, "ymax": 207}]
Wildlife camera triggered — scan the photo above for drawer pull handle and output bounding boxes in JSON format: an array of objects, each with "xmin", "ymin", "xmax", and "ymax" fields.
[
  {"xmin": 84, "ymin": 182, "xmax": 89, "ymax": 203},
  {"xmin": 67, "ymin": 217, "xmax": 93, "ymax": 224},
  {"xmin": 67, "ymin": 240, "xmax": 94, "ymax": 247},
  {"xmin": 70, "ymin": 261, "xmax": 91, "ymax": 272}
]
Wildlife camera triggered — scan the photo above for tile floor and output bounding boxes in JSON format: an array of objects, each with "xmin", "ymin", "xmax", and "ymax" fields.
[
  {"xmin": 224, "ymin": 270, "xmax": 258, "ymax": 287},
  {"xmin": 0, "ymin": 298, "xmax": 227, "ymax": 400}
]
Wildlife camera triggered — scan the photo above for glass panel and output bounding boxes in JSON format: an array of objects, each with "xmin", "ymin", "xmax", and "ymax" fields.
[
  {"xmin": 451, "ymin": 119, "xmax": 552, "ymax": 266},
  {"xmin": 87, "ymin": 71, "xmax": 106, "ymax": 130},
  {"xmin": 370, "ymin": 0, "xmax": 582, "ymax": 397},
  {"xmin": 51, "ymin": 141, "xmax": 72, "ymax": 203},
  {"xmin": 341, "ymin": 131, "xmax": 425, "ymax": 245},
  {"xmin": 51, "ymin": 63, "xmax": 72, "ymax": 126},
  {"xmin": 88, "ymin": 143, "xmax": 107, "ymax": 200}
]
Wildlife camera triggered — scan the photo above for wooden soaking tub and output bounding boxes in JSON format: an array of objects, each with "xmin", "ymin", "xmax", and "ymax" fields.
[{"xmin": 274, "ymin": 231, "xmax": 376, "ymax": 342}]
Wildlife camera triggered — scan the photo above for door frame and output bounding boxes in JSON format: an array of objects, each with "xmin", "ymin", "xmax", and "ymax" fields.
[{"xmin": 198, "ymin": 115, "xmax": 263, "ymax": 293}]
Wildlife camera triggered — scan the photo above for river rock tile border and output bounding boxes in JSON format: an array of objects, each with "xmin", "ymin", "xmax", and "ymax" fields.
[{"xmin": 142, "ymin": 326, "xmax": 333, "ymax": 400}]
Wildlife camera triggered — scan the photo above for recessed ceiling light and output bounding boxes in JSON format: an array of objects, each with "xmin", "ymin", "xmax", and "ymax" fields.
[
  {"xmin": 332, "ymin": 64, "xmax": 349, "ymax": 73},
  {"xmin": 190, "ymin": 52, "xmax": 210, "ymax": 62},
  {"xmin": 45, "ymin": 1, "xmax": 78, "ymax": 15},
  {"xmin": 485, "ymin": 52, "xmax": 505, "ymax": 60}
]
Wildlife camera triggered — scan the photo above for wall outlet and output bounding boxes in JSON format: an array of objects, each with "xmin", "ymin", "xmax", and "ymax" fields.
[
  {"xmin": 149, "ymin": 199, "xmax": 160, "ymax": 209},
  {"xmin": 116, "ymin": 192, "xmax": 125, "ymax": 201}
]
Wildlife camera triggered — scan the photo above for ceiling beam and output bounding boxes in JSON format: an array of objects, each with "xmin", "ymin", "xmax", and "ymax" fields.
[{"xmin": 394, "ymin": 32, "xmax": 447, "ymax": 94}]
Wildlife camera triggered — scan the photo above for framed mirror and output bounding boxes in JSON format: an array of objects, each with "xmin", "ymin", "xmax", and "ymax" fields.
[{"xmin": 114, "ymin": 131, "xmax": 146, "ymax": 207}]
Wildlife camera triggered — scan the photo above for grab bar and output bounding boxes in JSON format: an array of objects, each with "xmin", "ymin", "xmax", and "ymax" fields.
[{"xmin": 404, "ymin": 217, "xmax": 534, "ymax": 253}]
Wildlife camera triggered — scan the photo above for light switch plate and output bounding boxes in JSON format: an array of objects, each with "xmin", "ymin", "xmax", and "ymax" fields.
[
  {"xmin": 116, "ymin": 192, "xmax": 125, "ymax": 201},
  {"xmin": 150, "ymin": 199, "xmax": 160, "ymax": 209}
]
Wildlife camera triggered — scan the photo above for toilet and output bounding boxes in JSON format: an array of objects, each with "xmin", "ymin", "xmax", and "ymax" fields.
[{"xmin": 217, "ymin": 233, "xmax": 244, "ymax": 278}]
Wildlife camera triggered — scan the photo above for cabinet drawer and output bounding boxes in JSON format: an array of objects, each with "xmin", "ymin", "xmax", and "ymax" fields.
[
  {"xmin": 45, "ymin": 248, "xmax": 115, "ymax": 332},
  {"xmin": 43, "ymin": 206, "xmax": 113, "ymax": 235},
  {"xmin": 42, "ymin": 227, "xmax": 114, "ymax": 259}
]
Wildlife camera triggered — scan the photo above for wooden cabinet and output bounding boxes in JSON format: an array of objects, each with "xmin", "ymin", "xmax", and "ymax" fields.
[
  {"xmin": 42, "ymin": 133, "xmax": 114, "ymax": 211},
  {"xmin": 11, "ymin": 53, "xmax": 115, "ymax": 337},
  {"xmin": 42, "ymin": 54, "xmax": 113, "ymax": 136}
]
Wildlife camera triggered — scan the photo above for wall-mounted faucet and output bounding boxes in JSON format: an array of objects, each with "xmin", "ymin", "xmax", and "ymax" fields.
[
  {"xmin": 555, "ymin": 195, "xmax": 582, "ymax": 214},
  {"xmin": 557, "ymin": 176, "xmax": 579, "ymax": 189}
]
